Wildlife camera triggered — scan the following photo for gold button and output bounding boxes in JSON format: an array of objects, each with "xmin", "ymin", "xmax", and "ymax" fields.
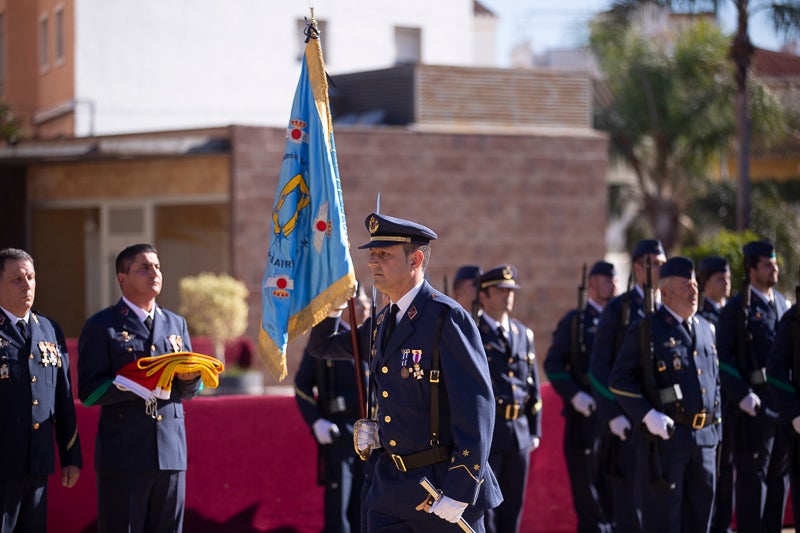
[
  {"xmin": 151, "ymin": 345, "xmax": 156, "ymax": 352},
  {"xmin": 511, "ymin": 385, "xmax": 517, "ymax": 391},
  {"xmin": 127, "ymin": 347, "xmax": 133, "ymax": 352},
  {"xmin": 33, "ymin": 423, "xmax": 40, "ymax": 430},
  {"xmin": 382, "ymin": 366, "xmax": 389, "ymax": 374},
  {"xmin": 32, "ymin": 399, "xmax": 38, "ymax": 406},
  {"xmin": 697, "ymin": 369, "xmax": 702, "ymax": 375},
  {"xmin": 498, "ymin": 398, "xmax": 505, "ymax": 404},
  {"xmin": 29, "ymin": 354, "xmax": 34, "ymax": 359},
  {"xmin": 389, "ymin": 440, "xmax": 397, "ymax": 447},
  {"xmin": 694, "ymin": 350, "xmax": 699, "ymax": 356},
  {"xmin": 31, "ymin": 376, "xmax": 37, "ymax": 383},
  {"xmin": 508, "ymin": 358, "xmax": 514, "ymax": 364},
  {"xmin": 508, "ymin": 371, "xmax": 515, "ymax": 378},
  {"xmin": 384, "ymin": 415, "xmax": 392, "ymax": 423},
  {"xmin": 382, "ymin": 391, "xmax": 389, "ymax": 398},
  {"xmin": 157, "ymin": 415, "xmax": 163, "ymax": 422},
  {"xmin": 701, "ymin": 388, "xmax": 707, "ymax": 395}
]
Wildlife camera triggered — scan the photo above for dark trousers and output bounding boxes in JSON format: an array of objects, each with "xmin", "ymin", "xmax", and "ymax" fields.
[
  {"xmin": 0, "ymin": 476, "xmax": 47, "ymax": 533},
  {"xmin": 484, "ymin": 446, "xmax": 529, "ymax": 533},
  {"xmin": 599, "ymin": 432, "xmax": 642, "ymax": 533},
  {"xmin": 97, "ymin": 470, "xmax": 186, "ymax": 533},
  {"xmin": 731, "ymin": 411, "xmax": 789, "ymax": 533},
  {"xmin": 638, "ymin": 442, "xmax": 716, "ymax": 533},
  {"xmin": 562, "ymin": 413, "xmax": 613, "ymax": 533},
  {"xmin": 710, "ymin": 416, "xmax": 735, "ymax": 533},
  {"xmin": 321, "ymin": 433, "xmax": 364, "ymax": 533},
  {"xmin": 368, "ymin": 508, "xmax": 486, "ymax": 532}
]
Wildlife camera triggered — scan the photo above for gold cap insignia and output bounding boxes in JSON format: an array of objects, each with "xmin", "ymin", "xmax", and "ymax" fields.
[
  {"xmin": 368, "ymin": 216, "xmax": 380, "ymax": 234},
  {"xmin": 502, "ymin": 266, "xmax": 513, "ymax": 279}
]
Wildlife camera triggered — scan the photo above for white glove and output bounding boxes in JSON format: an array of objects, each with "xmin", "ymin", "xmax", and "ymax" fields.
[
  {"xmin": 608, "ymin": 415, "xmax": 631, "ymax": 441},
  {"xmin": 354, "ymin": 419, "xmax": 379, "ymax": 452},
  {"xmin": 312, "ymin": 418, "xmax": 338, "ymax": 445},
  {"xmin": 643, "ymin": 408, "xmax": 674, "ymax": 440},
  {"xmin": 531, "ymin": 437, "xmax": 540, "ymax": 451},
  {"xmin": 570, "ymin": 391, "xmax": 596, "ymax": 417},
  {"xmin": 793, "ymin": 416, "xmax": 800, "ymax": 435},
  {"xmin": 739, "ymin": 392, "xmax": 761, "ymax": 417},
  {"xmin": 428, "ymin": 495, "xmax": 469, "ymax": 523}
]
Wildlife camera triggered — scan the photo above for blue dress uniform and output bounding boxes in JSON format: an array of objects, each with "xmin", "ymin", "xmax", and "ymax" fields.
[
  {"xmin": 475, "ymin": 265, "xmax": 541, "ymax": 533},
  {"xmin": 767, "ymin": 305, "xmax": 800, "ymax": 532},
  {"xmin": 588, "ymin": 287, "xmax": 647, "ymax": 532},
  {"xmin": 308, "ymin": 281, "xmax": 503, "ymax": 531},
  {"xmin": 307, "ymin": 211, "xmax": 502, "ymax": 532},
  {"xmin": 77, "ymin": 300, "xmax": 202, "ymax": 533},
  {"xmin": 544, "ymin": 263, "xmax": 615, "ymax": 533},
  {"xmin": 0, "ymin": 311, "xmax": 82, "ymax": 532},
  {"xmin": 295, "ymin": 321, "xmax": 367, "ymax": 533},
  {"xmin": 610, "ymin": 254, "xmax": 721, "ymax": 533},
  {"xmin": 716, "ymin": 242, "xmax": 789, "ymax": 533},
  {"xmin": 697, "ymin": 255, "xmax": 733, "ymax": 533}
]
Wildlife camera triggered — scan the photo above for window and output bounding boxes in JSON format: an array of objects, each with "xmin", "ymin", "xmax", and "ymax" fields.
[
  {"xmin": 296, "ymin": 18, "xmax": 328, "ymax": 62},
  {"xmin": 39, "ymin": 13, "xmax": 49, "ymax": 73},
  {"xmin": 395, "ymin": 26, "xmax": 421, "ymax": 65},
  {"xmin": 54, "ymin": 5, "xmax": 65, "ymax": 64}
]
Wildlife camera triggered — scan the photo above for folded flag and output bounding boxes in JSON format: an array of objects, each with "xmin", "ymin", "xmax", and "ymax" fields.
[{"xmin": 114, "ymin": 351, "xmax": 225, "ymax": 401}]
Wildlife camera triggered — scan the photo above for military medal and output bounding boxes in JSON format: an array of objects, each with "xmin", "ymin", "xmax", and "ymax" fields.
[
  {"xmin": 400, "ymin": 349, "xmax": 410, "ymax": 379},
  {"xmin": 412, "ymin": 349, "xmax": 424, "ymax": 379}
]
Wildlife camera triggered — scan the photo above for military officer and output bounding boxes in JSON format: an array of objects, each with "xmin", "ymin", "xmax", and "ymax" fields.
[
  {"xmin": 294, "ymin": 285, "xmax": 371, "ymax": 533},
  {"xmin": 697, "ymin": 255, "xmax": 733, "ymax": 533},
  {"xmin": 767, "ymin": 298, "xmax": 800, "ymax": 531},
  {"xmin": 697, "ymin": 256, "xmax": 731, "ymax": 327},
  {"xmin": 78, "ymin": 243, "xmax": 202, "ymax": 533},
  {"xmin": 588, "ymin": 239, "xmax": 666, "ymax": 532},
  {"xmin": 717, "ymin": 239, "xmax": 789, "ymax": 533},
  {"xmin": 452, "ymin": 265, "xmax": 482, "ymax": 319},
  {"xmin": 609, "ymin": 257, "xmax": 721, "ymax": 533},
  {"xmin": 0, "ymin": 248, "xmax": 82, "ymax": 533},
  {"xmin": 544, "ymin": 260, "xmax": 616, "ymax": 533},
  {"xmin": 473, "ymin": 264, "xmax": 541, "ymax": 533},
  {"xmin": 306, "ymin": 213, "xmax": 502, "ymax": 532}
]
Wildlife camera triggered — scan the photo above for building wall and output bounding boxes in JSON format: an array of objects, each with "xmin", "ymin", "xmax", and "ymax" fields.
[
  {"xmin": 72, "ymin": 0, "xmax": 479, "ymax": 136},
  {"xmin": 231, "ymin": 125, "xmax": 608, "ymax": 382}
]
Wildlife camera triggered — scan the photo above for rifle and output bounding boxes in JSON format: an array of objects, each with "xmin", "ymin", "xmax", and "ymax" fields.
[
  {"xmin": 639, "ymin": 256, "xmax": 674, "ymax": 488},
  {"xmin": 570, "ymin": 263, "xmax": 589, "ymax": 386},
  {"xmin": 738, "ymin": 260, "xmax": 765, "ymax": 387},
  {"xmin": 616, "ymin": 270, "xmax": 634, "ymax": 353}
]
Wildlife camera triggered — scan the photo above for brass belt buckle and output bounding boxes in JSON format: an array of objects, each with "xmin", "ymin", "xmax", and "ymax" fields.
[
  {"xmin": 429, "ymin": 370, "xmax": 440, "ymax": 383},
  {"xmin": 692, "ymin": 412, "xmax": 706, "ymax": 429},
  {"xmin": 391, "ymin": 454, "xmax": 407, "ymax": 472}
]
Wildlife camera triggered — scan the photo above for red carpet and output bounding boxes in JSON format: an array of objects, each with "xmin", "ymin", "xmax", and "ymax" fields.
[{"xmin": 50, "ymin": 367, "xmax": 577, "ymax": 532}]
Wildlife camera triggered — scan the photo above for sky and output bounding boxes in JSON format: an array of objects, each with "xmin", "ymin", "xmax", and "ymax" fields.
[{"xmin": 479, "ymin": 0, "xmax": 787, "ymax": 66}]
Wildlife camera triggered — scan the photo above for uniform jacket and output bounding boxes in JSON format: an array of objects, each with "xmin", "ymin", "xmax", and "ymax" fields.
[
  {"xmin": 698, "ymin": 298, "xmax": 722, "ymax": 326},
  {"xmin": 306, "ymin": 280, "xmax": 503, "ymax": 518},
  {"xmin": 295, "ymin": 322, "xmax": 367, "ymax": 430},
  {"xmin": 478, "ymin": 314, "xmax": 542, "ymax": 449},
  {"xmin": 767, "ymin": 305, "xmax": 800, "ymax": 423},
  {"xmin": 717, "ymin": 288, "xmax": 788, "ymax": 410},
  {"xmin": 77, "ymin": 299, "xmax": 201, "ymax": 473},
  {"xmin": 545, "ymin": 304, "xmax": 602, "ymax": 412},
  {"xmin": 589, "ymin": 288, "xmax": 647, "ymax": 422},
  {"xmin": 609, "ymin": 308, "xmax": 721, "ymax": 448},
  {"xmin": 0, "ymin": 311, "xmax": 82, "ymax": 476}
]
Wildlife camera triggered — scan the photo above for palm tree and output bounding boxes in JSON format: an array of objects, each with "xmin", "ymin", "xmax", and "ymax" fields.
[{"xmin": 609, "ymin": 0, "xmax": 800, "ymax": 230}]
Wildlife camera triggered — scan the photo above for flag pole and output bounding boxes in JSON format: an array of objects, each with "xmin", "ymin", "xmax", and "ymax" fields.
[{"xmin": 347, "ymin": 298, "xmax": 367, "ymax": 418}]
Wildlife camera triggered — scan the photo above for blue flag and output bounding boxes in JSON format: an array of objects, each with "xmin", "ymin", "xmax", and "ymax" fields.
[{"xmin": 258, "ymin": 21, "xmax": 356, "ymax": 381}]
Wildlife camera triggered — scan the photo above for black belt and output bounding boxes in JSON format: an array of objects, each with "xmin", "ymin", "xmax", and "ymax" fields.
[
  {"xmin": 497, "ymin": 403, "xmax": 521, "ymax": 421},
  {"xmin": 386, "ymin": 446, "xmax": 452, "ymax": 473},
  {"xmin": 669, "ymin": 410, "xmax": 719, "ymax": 429}
]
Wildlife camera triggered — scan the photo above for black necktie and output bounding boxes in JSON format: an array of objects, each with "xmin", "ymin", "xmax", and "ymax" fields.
[
  {"xmin": 498, "ymin": 325, "xmax": 510, "ymax": 354},
  {"xmin": 16, "ymin": 319, "xmax": 28, "ymax": 342},
  {"xmin": 382, "ymin": 304, "xmax": 399, "ymax": 352},
  {"xmin": 144, "ymin": 316, "xmax": 154, "ymax": 332}
]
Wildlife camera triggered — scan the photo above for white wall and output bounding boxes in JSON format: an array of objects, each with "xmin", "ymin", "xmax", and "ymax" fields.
[{"xmin": 73, "ymin": 0, "xmax": 482, "ymax": 135}]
